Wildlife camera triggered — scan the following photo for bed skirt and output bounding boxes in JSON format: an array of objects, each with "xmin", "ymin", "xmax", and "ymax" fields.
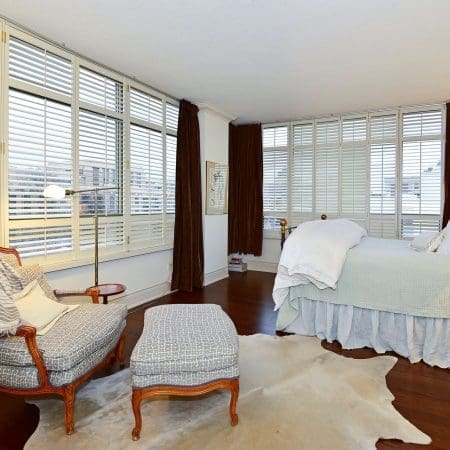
[{"xmin": 280, "ymin": 298, "xmax": 450, "ymax": 369}]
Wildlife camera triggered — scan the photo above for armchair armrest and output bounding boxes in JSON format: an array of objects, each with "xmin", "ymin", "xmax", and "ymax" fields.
[
  {"xmin": 54, "ymin": 287, "xmax": 100, "ymax": 304},
  {"xmin": 15, "ymin": 326, "xmax": 49, "ymax": 387}
]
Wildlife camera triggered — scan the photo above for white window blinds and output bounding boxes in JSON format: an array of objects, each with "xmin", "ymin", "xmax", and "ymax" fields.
[
  {"xmin": 78, "ymin": 68, "xmax": 125, "ymax": 254},
  {"xmin": 8, "ymin": 90, "xmax": 72, "ymax": 219},
  {"xmin": 130, "ymin": 88, "xmax": 163, "ymax": 125},
  {"xmin": 79, "ymin": 67, "xmax": 123, "ymax": 112},
  {"xmin": 315, "ymin": 121, "xmax": 339, "ymax": 215},
  {"xmin": 263, "ymin": 126, "xmax": 288, "ymax": 230},
  {"xmin": 291, "ymin": 123, "xmax": 313, "ymax": 224},
  {"xmin": 368, "ymin": 114, "xmax": 397, "ymax": 238},
  {"xmin": 128, "ymin": 88, "xmax": 177, "ymax": 250},
  {"xmin": 3, "ymin": 30, "xmax": 179, "ymax": 265},
  {"xmin": 341, "ymin": 117, "xmax": 368, "ymax": 218},
  {"xmin": 262, "ymin": 107, "xmax": 443, "ymax": 239},
  {"xmin": 401, "ymin": 110, "xmax": 442, "ymax": 237},
  {"xmin": 166, "ymin": 103, "xmax": 179, "ymax": 131},
  {"xmin": 130, "ymin": 126, "xmax": 163, "ymax": 215},
  {"xmin": 78, "ymin": 109, "xmax": 123, "ymax": 216},
  {"xmin": 8, "ymin": 89, "xmax": 73, "ymax": 258},
  {"xmin": 9, "ymin": 36, "xmax": 72, "ymax": 95}
]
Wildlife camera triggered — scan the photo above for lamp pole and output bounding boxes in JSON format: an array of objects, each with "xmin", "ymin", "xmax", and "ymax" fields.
[
  {"xmin": 94, "ymin": 188, "xmax": 99, "ymax": 286},
  {"xmin": 45, "ymin": 185, "xmax": 119, "ymax": 287}
]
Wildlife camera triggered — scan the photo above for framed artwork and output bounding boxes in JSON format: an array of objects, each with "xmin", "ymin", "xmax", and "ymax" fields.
[{"xmin": 206, "ymin": 160, "xmax": 228, "ymax": 215}]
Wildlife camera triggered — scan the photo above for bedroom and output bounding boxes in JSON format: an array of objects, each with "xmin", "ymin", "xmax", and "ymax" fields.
[{"xmin": 0, "ymin": 1, "xmax": 449, "ymax": 449}]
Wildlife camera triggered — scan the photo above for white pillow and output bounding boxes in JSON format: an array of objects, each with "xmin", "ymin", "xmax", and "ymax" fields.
[
  {"xmin": 37, "ymin": 304, "xmax": 79, "ymax": 335},
  {"xmin": 11, "ymin": 280, "xmax": 68, "ymax": 333},
  {"xmin": 410, "ymin": 231, "xmax": 444, "ymax": 252}
]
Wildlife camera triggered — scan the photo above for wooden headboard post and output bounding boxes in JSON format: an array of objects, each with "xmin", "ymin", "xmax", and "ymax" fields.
[{"xmin": 280, "ymin": 218, "xmax": 287, "ymax": 250}]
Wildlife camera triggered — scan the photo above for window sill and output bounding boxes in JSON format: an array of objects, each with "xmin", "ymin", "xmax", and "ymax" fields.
[{"xmin": 41, "ymin": 245, "xmax": 173, "ymax": 273}]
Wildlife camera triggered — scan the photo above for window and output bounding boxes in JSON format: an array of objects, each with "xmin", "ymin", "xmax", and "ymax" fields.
[
  {"xmin": 340, "ymin": 117, "xmax": 367, "ymax": 218},
  {"xmin": 1, "ymin": 27, "xmax": 179, "ymax": 266},
  {"xmin": 262, "ymin": 126, "xmax": 288, "ymax": 230},
  {"xmin": 401, "ymin": 110, "xmax": 442, "ymax": 237},
  {"xmin": 263, "ymin": 107, "xmax": 443, "ymax": 239},
  {"xmin": 368, "ymin": 114, "xmax": 397, "ymax": 237},
  {"xmin": 315, "ymin": 120, "xmax": 340, "ymax": 215},
  {"xmin": 291, "ymin": 123, "xmax": 313, "ymax": 224}
]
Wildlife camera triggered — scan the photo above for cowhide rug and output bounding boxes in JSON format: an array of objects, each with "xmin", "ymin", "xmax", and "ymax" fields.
[{"xmin": 26, "ymin": 334, "xmax": 431, "ymax": 449}]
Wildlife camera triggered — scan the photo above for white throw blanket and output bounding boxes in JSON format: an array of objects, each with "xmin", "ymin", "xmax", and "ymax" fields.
[{"xmin": 273, "ymin": 219, "xmax": 367, "ymax": 310}]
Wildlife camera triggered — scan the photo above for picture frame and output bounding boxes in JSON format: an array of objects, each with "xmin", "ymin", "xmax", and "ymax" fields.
[{"xmin": 206, "ymin": 160, "xmax": 228, "ymax": 215}]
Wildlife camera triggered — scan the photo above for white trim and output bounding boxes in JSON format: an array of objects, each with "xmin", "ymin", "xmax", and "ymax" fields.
[
  {"xmin": 109, "ymin": 281, "xmax": 173, "ymax": 310},
  {"xmin": 203, "ymin": 266, "xmax": 229, "ymax": 286},
  {"xmin": 246, "ymin": 260, "xmax": 278, "ymax": 273},
  {"xmin": 197, "ymin": 102, "xmax": 236, "ymax": 121},
  {"xmin": 40, "ymin": 245, "xmax": 173, "ymax": 273}
]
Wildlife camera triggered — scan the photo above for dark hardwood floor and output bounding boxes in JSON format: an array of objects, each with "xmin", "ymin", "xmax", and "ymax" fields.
[{"xmin": 1, "ymin": 271, "xmax": 449, "ymax": 450}]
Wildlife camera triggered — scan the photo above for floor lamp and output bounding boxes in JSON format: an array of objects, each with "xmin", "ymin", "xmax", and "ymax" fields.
[{"xmin": 43, "ymin": 184, "xmax": 118, "ymax": 286}]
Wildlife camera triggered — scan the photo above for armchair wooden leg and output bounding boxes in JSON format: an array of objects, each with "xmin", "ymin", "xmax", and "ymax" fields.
[
  {"xmin": 116, "ymin": 332, "xmax": 126, "ymax": 369},
  {"xmin": 63, "ymin": 385, "xmax": 75, "ymax": 435},
  {"xmin": 131, "ymin": 389, "xmax": 143, "ymax": 441},
  {"xmin": 229, "ymin": 378, "xmax": 239, "ymax": 426}
]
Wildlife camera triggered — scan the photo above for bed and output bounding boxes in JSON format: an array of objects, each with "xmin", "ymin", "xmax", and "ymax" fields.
[{"xmin": 274, "ymin": 219, "xmax": 450, "ymax": 369}]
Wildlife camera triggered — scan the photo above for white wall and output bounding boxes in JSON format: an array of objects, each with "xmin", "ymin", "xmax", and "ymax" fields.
[
  {"xmin": 198, "ymin": 105, "xmax": 231, "ymax": 285},
  {"xmin": 46, "ymin": 250, "xmax": 173, "ymax": 308},
  {"xmin": 241, "ymin": 238, "xmax": 280, "ymax": 273}
]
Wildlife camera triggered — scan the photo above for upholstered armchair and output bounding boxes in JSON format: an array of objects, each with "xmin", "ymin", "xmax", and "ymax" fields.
[{"xmin": 0, "ymin": 247, "xmax": 127, "ymax": 434}]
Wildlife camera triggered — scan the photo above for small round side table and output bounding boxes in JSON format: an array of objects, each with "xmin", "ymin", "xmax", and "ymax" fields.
[{"xmin": 88, "ymin": 283, "xmax": 126, "ymax": 304}]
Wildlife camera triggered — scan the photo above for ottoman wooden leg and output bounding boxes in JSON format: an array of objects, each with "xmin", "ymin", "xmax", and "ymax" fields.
[
  {"xmin": 131, "ymin": 389, "xmax": 143, "ymax": 441},
  {"xmin": 229, "ymin": 378, "xmax": 239, "ymax": 426}
]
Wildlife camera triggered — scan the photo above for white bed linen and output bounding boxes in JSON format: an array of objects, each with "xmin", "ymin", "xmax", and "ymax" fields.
[
  {"xmin": 273, "ymin": 219, "xmax": 366, "ymax": 309},
  {"xmin": 283, "ymin": 298, "xmax": 450, "ymax": 369}
]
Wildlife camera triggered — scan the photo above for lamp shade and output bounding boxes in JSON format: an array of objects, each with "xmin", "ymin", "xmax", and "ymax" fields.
[{"xmin": 43, "ymin": 184, "xmax": 66, "ymax": 199}]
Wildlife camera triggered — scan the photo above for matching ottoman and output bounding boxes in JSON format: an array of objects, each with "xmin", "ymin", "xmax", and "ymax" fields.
[{"xmin": 130, "ymin": 304, "xmax": 240, "ymax": 440}]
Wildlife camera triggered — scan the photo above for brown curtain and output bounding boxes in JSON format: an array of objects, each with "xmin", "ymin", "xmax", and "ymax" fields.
[
  {"xmin": 171, "ymin": 100, "xmax": 204, "ymax": 291},
  {"xmin": 442, "ymin": 103, "xmax": 450, "ymax": 229},
  {"xmin": 228, "ymin": 123, "xmax": 263, "ymax": 256}
]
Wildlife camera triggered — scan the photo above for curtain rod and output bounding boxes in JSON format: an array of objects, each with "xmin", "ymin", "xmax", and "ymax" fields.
[{"xmin": 0, "ymin": 14, "xmax": 180, "ymax": 102}]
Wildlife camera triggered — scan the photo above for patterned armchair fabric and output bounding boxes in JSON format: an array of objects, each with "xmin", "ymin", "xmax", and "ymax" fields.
[{"xmin": 0, "ymin": 303, "xmax": 127, "ymax": 389}]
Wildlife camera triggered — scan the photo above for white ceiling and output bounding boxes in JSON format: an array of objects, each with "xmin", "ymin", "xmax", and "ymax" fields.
[{"xmin": 2, "ymin": 0, "xmax": 450, "ymax": 123}]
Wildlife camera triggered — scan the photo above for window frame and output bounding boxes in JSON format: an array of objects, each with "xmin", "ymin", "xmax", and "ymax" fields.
[
  {"xmin": 262, "ymin": 122, "xmax": 290, "ymax": 237},
  {"xmin": 0, "ymin": 21, "xmax": 179, "ymax": 271},
  {"xmin": 262, "ymin": 106, "xmax": 444, "ymax": 240}
]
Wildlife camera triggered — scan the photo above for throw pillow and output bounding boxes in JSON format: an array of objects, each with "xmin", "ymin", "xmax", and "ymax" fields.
[
  {"xmin": 410, "ymin": 231, "xmax": 444, "ymax": 252},
  {"xmin": 12, "ymin": 280, "xmax": 68, "ymax": 333},
  {"xmin": 0, "ymin": 260, "xmax": 24, "ymax": 335},
  {"xmin": 16, "ymin": 264, "xmax": 58, "ymax": 301}
]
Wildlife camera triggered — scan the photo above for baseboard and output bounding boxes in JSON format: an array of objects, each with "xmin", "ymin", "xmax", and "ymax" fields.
[
  {"xmin": 204, "ymin": 266, "xmax": 229, "ymax": 286},
  {"xmin": 109, "ymin": 268, "xmax": 229, "ymax": 310},
  {"xmin": 246, "ymin": 260, "xmax": 278, "ymax": 273},
  {"xmin": 110, "ymin": 281, "xmax": 172, "ymax": 310}
]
